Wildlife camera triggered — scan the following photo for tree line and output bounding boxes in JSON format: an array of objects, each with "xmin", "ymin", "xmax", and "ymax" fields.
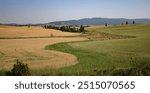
[
  {"xmin": 105, "ymin": 20, "xmax": 136, "ymax": 27},
  {"xmin": 44, "ymin": 25, "xmax": 86, "ymax": 33}
]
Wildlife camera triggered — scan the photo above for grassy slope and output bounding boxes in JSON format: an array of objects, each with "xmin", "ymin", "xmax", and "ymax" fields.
[
  {"xmin": 43, "ymin": 24, "xmax": 150, "ymax": 76},
  {"xmin": 84, "ymin": 24, "xmax": 150, "ymax": 56}
]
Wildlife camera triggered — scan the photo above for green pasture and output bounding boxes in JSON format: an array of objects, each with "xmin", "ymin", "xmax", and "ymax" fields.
[{"xmin": 42, "ymin": 24, "xmax": 150, "ymax": 76}]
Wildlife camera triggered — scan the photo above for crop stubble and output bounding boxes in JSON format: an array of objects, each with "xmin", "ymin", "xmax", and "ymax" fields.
[{"xmin": 0, "ymin": 26, "xmax": 87, "ymax": 70}]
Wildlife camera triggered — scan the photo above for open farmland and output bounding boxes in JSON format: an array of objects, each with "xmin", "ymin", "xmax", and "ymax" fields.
[
  {"xmin": 0, "ymin": 26, "xmax": 81, "ymax": 39},
  {"xmin": 0, "ymin": 24, "xmax": 150, "ymax": 76},
  {"xmin": 46, "ymin": 24, "xmax": 150, "ymax": 76},
  {"xmin": 0, "ymin": 26, "xmax": 87, "ymax": 72}
]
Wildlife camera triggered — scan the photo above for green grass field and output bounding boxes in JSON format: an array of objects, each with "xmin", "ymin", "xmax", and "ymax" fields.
[{"xmin": 44, "ymin": 24, "xmax": 150, "ymax": 76}]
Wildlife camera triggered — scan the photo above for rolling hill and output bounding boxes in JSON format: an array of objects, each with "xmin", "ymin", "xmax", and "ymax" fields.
[{"xmin": 48, "ymin": 18, "xmax": 150, "ymax": 25}]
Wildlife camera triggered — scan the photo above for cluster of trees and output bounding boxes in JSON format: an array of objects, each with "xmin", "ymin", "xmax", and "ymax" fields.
[
  {"xmin": 125, "ymin": 21, "xmax": 135, "ymax": 25},
  {"xmin": 105, "ymin": 21, "xmax": 136, "ymax": 27},
  {"xmin": 44, "ymin": 25, "xmax": 86, "ymax": 33},
  {"xmin": 44, "ymin": 25, "xmax": 59, "ymax": 30},
  {"xmin": 0, "ymin": 24, "xmax": 31, "ymax": 27}
]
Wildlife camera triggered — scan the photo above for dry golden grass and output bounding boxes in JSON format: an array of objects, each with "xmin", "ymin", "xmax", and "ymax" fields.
[
  {"xmin": 0, "ymin": 26, "xmax": 81, "ymax": 38},
  {"xmin": 0, "ymin": 26, "xmax": 88, "ymax": 70}
]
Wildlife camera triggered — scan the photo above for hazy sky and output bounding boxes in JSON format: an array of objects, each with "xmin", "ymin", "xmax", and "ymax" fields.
[{"xmin": 0, "ymin": 0, "xmax": 150, "ymax": 24}]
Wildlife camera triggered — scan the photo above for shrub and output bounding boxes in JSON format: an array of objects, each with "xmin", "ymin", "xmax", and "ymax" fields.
[
  {"xmin": 50, "ymin": 33, "xmax": 54, "ymax": 37},
  {"xmin": 8, "ymin": 59, "xmax": 31, "ymax": 76},
  {"xmin": 111, "ymin": 64, "xmax": 150, "ymax": 76}
]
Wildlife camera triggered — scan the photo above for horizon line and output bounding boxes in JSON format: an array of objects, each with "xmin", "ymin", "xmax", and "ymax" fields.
[{"xmin": 1, "ymin": 17, "xmax": 150, "ymax": 25}]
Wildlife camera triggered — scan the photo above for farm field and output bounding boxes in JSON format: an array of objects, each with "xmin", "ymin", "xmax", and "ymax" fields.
[
  {"xmin": 0, "ymin": 26, "xmax": 87, "ymax": 74},
  {"xmin": 45, "ymin": 24, "xmax": 150, "ymax": 76},
  {"xmin": 0, "ymin": 26, "xmax": 81, "ymax": 38},
  {"xmin": 0, "ymin": 24, "xmax": 150, "ymax": 76}
]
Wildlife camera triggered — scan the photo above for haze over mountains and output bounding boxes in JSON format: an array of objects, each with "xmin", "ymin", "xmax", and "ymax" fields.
[
  {"xmin": 1, "ymin": 18, "xmax": 150, "ymax": 26},
  {"xmin": 47, "ymin": 18, "xmax": 150, "ymax": 26}
]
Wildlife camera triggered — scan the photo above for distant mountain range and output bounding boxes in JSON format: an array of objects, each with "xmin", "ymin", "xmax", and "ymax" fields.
[
  {"xmin": 1, "ymin": 17, "xmax": 150, "ymax": 26},
  {"xmin": 47, "ymin": 18, "xmax": 150, "ymax": 26}
]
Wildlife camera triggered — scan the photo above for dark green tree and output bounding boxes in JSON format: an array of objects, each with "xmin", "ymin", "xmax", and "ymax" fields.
[
  {"xmin": 80, "ymin": 25, "xmax": 84, "ymax": 32},
  {"xmin": 133, "ymin": 21, "xmax": 135, "ymax": 24},
  {"xmin": 126, "ymin": 21, "xmax": 128, "ymax": 25},
  {"xmin": 105, "ymin": 23, "xmax": 108, "ymax": 27},
  {"xmin": 44, "ymin": 25, "xmax": 47, "ymax": 29}
]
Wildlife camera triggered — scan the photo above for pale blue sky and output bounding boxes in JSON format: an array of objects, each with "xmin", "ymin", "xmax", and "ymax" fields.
[{"xmin": 0, "ymin": 0, "xmax": 150, "ymax": 24}]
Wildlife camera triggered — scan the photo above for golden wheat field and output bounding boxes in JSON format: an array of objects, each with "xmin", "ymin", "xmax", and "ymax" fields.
[
  {"xmin": 0, "ymin": 26, "xmax": 81, "ymax": 38},
  {"xmin": 0, "ymin": 26, "xmax": 87, "ymax": 70}
]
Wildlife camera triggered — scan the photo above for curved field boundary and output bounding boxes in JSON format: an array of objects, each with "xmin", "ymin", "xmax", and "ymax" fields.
[{"xmin": 0, "ymin": 37, "xmax": 88, "ymax": 70}]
